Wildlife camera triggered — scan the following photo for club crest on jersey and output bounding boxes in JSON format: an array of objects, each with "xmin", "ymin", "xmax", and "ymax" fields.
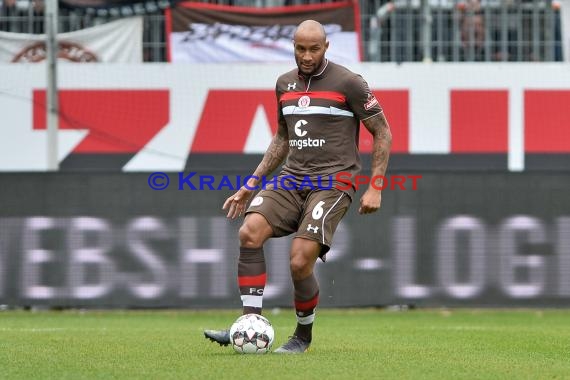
[
  {"xmin": 298, "ymin": 95, "xmax": 311, "ymax": 108},
  {"xmin": 364, "ymin": 94, "xmax": 379, "ymax": 110}
]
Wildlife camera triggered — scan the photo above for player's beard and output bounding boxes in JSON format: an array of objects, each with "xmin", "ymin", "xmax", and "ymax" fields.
[{"xmin": 297, "ymin": 58, "xmax": 324, "ymax": 77}]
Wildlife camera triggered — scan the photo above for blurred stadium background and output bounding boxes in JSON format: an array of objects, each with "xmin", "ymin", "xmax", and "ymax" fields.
[
  {"xmin": 0, "ymin": 0, "xmax": 569, "ymax": 311},
  {"xmin": 1, "ymin": 0, "xmax": 566, "ymax": 62}
]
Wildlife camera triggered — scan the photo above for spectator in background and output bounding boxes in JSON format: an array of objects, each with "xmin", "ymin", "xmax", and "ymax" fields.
[
  {"xmin": 31, "ymin": 0, "xmax": 45, "ymax": 34},
  {"xmin": 458, "ymin": 0, "xmax": 485, "ymax": 61},
  {"xmin": 554, "ymin": 0, "xmax": 563, "ymax": 61},
  {"xmin": 0, "ymin": 0, "xmax": 18, "ymax": 32},
  {"xmin": 0, "ymin": 0, "xmax": 44, "ymax": 33}
]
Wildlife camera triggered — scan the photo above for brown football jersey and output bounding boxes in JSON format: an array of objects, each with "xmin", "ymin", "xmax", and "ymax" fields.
[{"xmin": 275, "ymin": 60, "xmax": 383, "ymax": 195}]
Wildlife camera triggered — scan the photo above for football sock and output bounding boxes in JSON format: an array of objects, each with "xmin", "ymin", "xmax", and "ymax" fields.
[
  {"xmin": 238, "ymin": 247, "xmax": 266, "ymax": 315},
  {"xmin": 293, "ymin": 273, "xmax": 319, "ymax": 342}
]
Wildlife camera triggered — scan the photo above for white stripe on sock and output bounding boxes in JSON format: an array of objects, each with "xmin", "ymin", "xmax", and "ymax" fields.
[
  {"xmin": 297, "ymin": 313, "xmax": 315, "ymax": 325},
  {"xmin": 241, "ymin": 295, "xmax": 263, "ymax": 308}
]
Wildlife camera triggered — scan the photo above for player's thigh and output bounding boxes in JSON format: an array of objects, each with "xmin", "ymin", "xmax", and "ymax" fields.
[
  {"xmin": 297, "ymin": 189, "xmax": 351, "ymax": 252},
  {"xmin": 245, "ymin": 188, "xmax": 303, "ymax": 237}
]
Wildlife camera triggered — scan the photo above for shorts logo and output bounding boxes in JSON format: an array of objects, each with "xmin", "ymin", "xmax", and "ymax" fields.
[
  {"xmin": 307, "ymin": 224, "xmax": 319, "ymax": 233},
  {"xmin": 298, "ymin": 95, "xmax": 310, "ymax": 108},
  {"xmin": 250, "ymin": 196, "xmax": 263, "ymax": 206},
  {"xmin": 364, "ymin": 94, "xmax": 379, "ymax": 110},
  {"xmin": 294, "ymin": 119, "xmax": 308, "ymax": 137}
]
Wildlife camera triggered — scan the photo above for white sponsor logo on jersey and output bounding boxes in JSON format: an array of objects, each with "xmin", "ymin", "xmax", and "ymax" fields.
[
  {"xmin": 290, "ymin": 119, "xmax": 326, "ymax": 150},
  {"xmin": 294, "ymin": 119, "xmax": 308, "ymax": 137}
]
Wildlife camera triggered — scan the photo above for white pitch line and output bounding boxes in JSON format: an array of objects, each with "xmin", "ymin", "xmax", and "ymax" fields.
[{"xmin": 0, "ymin": 327, "xmax": 68, "ymax": 332}]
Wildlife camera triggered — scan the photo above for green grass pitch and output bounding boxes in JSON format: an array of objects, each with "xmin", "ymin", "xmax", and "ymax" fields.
[{"xmin": 1, "ymin": 308, "xmax": 569, "ymax": 379}]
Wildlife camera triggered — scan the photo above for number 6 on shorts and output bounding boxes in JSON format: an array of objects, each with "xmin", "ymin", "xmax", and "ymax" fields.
[{"xmin": 311, "ymin": 201, "xmax": 325, "ymax": 220}]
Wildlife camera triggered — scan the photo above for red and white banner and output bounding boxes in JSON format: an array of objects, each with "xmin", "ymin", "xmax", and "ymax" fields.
[
  {"xmin": 0, "ymin": 17, "xmax": 143, "ymax": 63},
  {"xmin": 165, "ymin": 2, "xmax": 361, "ymax": 63},
  {"xmin": 1, "ymin": 63, "xmax": 570, "ymax": 171}
]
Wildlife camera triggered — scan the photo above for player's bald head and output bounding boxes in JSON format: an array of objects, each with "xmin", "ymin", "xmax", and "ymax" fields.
[
  {"xmin": 292, "ymin": 20, "xmax": 329, "ymax": 76},
  {"xmin": 293, "ymin": 20, "xmax": 326, "ymax": 44}
]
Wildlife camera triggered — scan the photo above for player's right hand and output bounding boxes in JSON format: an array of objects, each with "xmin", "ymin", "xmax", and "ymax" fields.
[{"xmin": 222, "ymin": 187, "xmax": 253, "ymax": 219}]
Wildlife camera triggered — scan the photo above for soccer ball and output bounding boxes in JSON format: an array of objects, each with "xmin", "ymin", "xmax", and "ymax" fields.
[{"xmin": 229, "ymin": 313, "xmax": 275, "ymax": 354}]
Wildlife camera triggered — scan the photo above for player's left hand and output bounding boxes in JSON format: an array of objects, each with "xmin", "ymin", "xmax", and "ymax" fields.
[{"xmin": 358, "ymin": 188, "xmax": 382, "ymax": 214}]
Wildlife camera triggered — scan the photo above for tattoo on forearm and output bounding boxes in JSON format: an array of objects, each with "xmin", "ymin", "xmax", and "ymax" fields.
[
  {"xmin": 252, "ymin": 130, "xmax": 289, "ymax": 180},
  {"xmin": 364, "ymin": 114, "xmax": 392, "ymax": 178}
]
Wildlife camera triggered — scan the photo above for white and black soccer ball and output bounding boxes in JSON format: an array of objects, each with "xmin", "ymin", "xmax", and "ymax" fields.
[{"xmin": 229, "ymin": 313, "xmax": 275, "ymax": 354}]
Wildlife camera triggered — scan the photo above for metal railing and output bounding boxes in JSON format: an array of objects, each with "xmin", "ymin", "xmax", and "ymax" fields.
[
  {"xmin": 367, "ymin": 0, "xmax": 562, "ymax": 62},
  {"xmin": 0, "ymin": 0, "xmax": 562, "ymax": 62}
]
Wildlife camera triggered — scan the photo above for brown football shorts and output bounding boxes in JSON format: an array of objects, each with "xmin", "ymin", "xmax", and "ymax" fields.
[{"xmin": 245, "ymin": 187, "xmax": 351, "ymax": 258}]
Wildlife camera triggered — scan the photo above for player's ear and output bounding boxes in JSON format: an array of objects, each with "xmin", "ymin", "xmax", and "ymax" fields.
[{"xmin": 324, "ymin": 40, "xmax": 329, "ymax": 51}]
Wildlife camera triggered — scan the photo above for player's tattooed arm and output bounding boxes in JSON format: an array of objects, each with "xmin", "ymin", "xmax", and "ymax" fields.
[
  {"xmin": 223, "ymin": 119, "xmax": 289, "ymax": 219},
  {"xmin": 363, "ymin": 112, "xmax": 392, "ymax": 181},
  {"xmin": 250, "ymin": 119, "xmax": 289, "ymax": 185},
  {"xmin": 358, "ymin": 112, "xmax": 392, "ymax": 215}
]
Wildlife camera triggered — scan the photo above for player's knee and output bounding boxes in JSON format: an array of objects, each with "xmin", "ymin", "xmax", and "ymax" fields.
[
  {"xmin": 289, "ymin": 239, "xmax": 320, "ymax": 279},
  {"xmin": 289, "ymin": 252, "xmax": 312, "ymax": 279},
  {"xmin": 239, "ymin": 217, "xmax": 271, "ymax": 248},
  {"xmin": 239, "ymin": 224, "xmax": 257, "ymax": 247}
]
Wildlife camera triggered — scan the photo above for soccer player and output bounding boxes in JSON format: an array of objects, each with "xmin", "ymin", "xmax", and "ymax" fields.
[{"xmin": 204, "ymin": 19, "xmax": 392, "ymax": 354}]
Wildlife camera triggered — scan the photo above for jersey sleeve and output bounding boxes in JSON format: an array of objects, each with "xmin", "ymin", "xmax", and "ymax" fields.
[
  {"xmin": 345, "ymin": 74, "xmax": 383, "ymax": 121},
  {"xmin": 275, "ymin": 80, "xmax": 286, "ymax": 127}
]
